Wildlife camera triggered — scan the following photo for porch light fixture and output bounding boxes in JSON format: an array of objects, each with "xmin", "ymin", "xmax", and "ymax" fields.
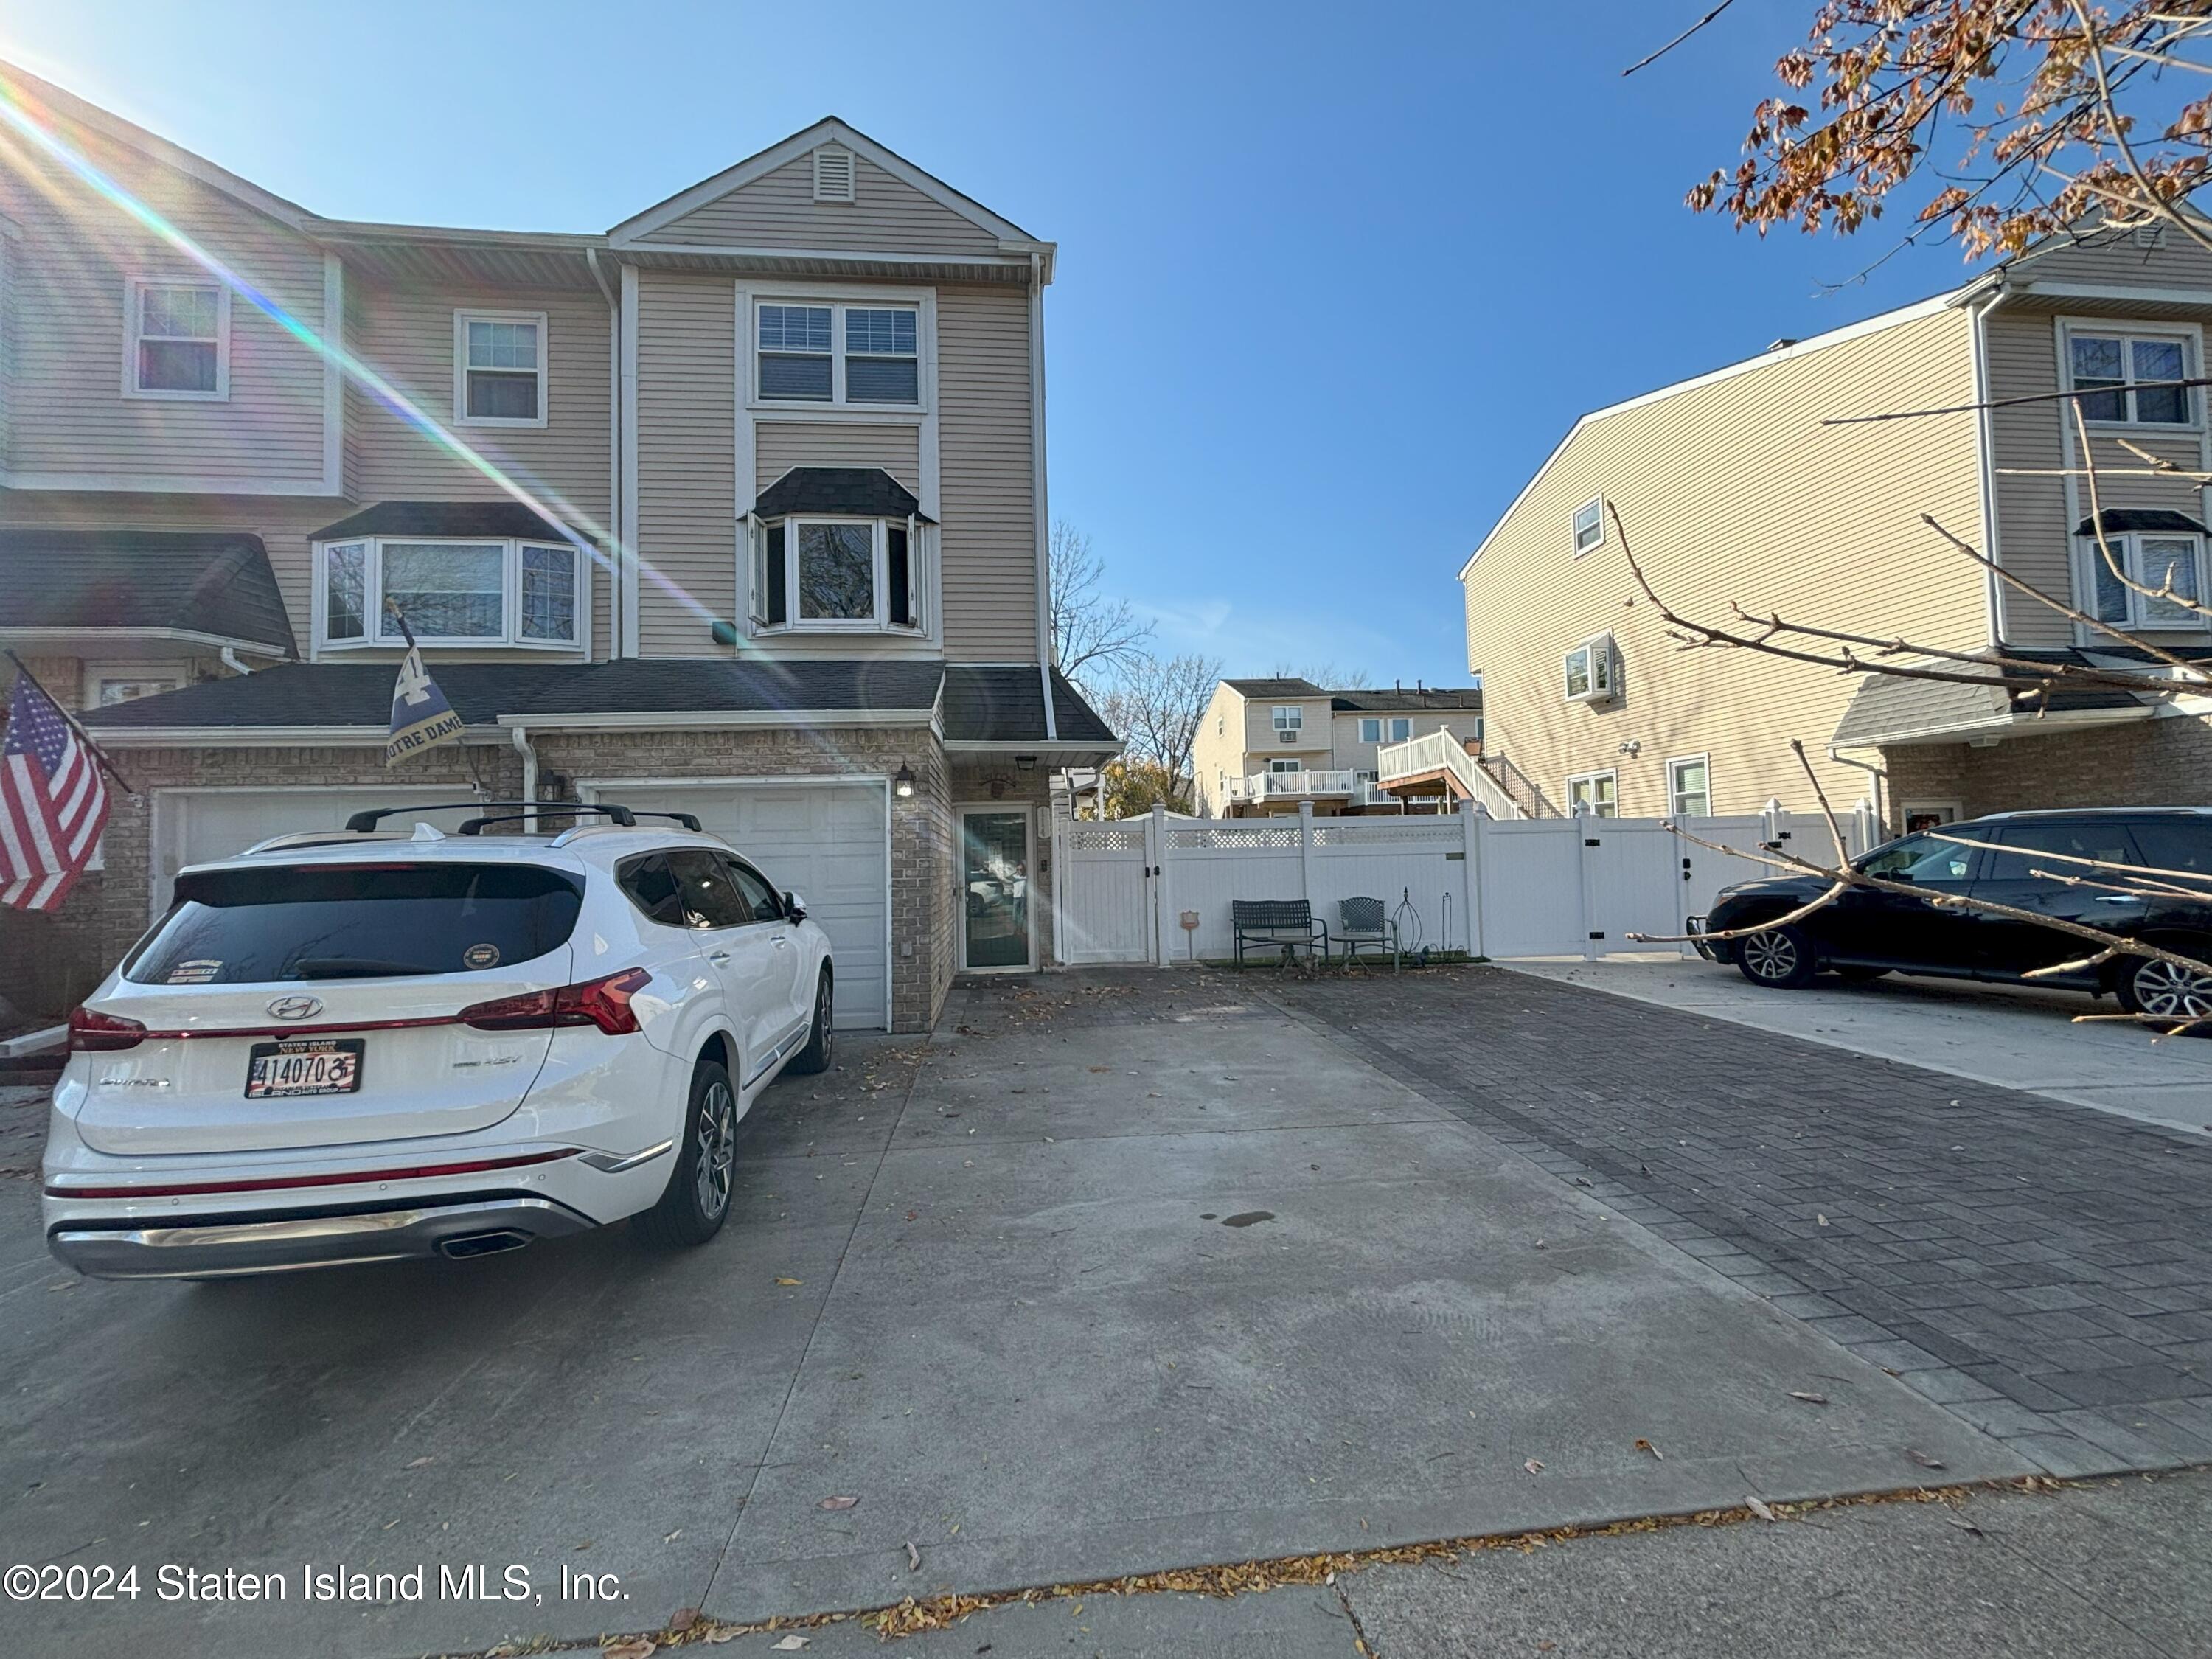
[{"xmin": 894, "ymin": 765, "xmax": 914, "ymax": 799}]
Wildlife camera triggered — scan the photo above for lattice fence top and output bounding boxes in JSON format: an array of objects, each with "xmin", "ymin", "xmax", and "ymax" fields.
[
  {"xmin": 1311, "ymin": 820, "xmax": 1463, "ymax": 847},
  {"xmin": 1064, "ymin": 824, "xmax": 1149, "ymax": 852},
  {"xmin": 1169, "ymin": 824, "xmax": 1300, "ymax": 850}
]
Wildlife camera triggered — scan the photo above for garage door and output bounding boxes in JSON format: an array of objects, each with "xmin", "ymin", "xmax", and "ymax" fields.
[
  {"xmin": 153, "ymin": 788, "xmax": 485, "ymax": 914},
  {"xmin": 592, "ymin": 782, "xmax": 891, "ymax": 1032}
]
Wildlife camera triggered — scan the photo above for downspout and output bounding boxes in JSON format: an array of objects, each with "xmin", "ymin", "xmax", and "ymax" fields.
[
  {"xmin": 1029, "ymin": 249, "xmax": 1057, "ymax": 740},
  {"xmin": 218, "ymin": 647, "xmax": 254, "ymax": 677},
  {"xmin": 1967, "ymin": 287, "xmax": 2005, "ymax": 651},
  {"xmin": 512, "ymin": 723, "xmax": 538, "ymax": 832},
  {"xmin": 1827, "ymin": 744, "xmax": 1887, "ymax": 839},
  {"xmin": 585, "ymin": 246, "xmax": 622, "ymax": 658}
]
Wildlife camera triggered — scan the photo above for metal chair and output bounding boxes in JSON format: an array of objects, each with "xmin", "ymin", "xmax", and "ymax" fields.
[{"xmin": 1335, "ymin": 896, "xmax": 1399, "ymax": 970}]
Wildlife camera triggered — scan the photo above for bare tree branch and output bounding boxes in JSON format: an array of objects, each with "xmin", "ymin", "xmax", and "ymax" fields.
[{"xmin": 1048, "ymin": 521, "xmax": 1152, "ymax": 695}]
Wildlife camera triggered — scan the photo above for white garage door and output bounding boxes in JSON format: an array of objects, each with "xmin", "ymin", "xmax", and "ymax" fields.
[
  {"xmin": 153, "ymin": 788, "xmax": 485, "ymax": 914},
  {"xmin": 592, "ymin": 781, "xmax": 891, "ymax": 1032}
]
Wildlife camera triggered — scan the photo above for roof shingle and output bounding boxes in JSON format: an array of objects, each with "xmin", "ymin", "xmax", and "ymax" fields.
[{"xmin": 0, "ymin": 529, "xmax": 295, "ymax": 654}]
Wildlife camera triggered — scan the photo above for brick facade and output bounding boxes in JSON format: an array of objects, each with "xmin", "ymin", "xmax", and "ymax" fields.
[
  {"xmin": 7, "ymin": 727, "xmax": 1065, "ymax": 1035},
  {"xmin": 1882, "ymin": 714, "xmax": 2212, "ymax": 822}
]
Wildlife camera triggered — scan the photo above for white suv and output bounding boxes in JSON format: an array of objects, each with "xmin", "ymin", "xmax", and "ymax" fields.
[{"xmin": 42, "ymin": 802, "xmax": 837, "ymax": 1279}]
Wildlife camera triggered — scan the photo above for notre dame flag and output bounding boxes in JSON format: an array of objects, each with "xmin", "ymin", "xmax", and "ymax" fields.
[{"xmin": 384, "ymin": 605, "xmax": 465, "ymax": 766}]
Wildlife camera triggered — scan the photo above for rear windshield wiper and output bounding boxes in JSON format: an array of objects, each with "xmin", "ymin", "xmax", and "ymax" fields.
[{"xmin": 291, "ymin": 956, "xmax": 440, "ymax": 979}]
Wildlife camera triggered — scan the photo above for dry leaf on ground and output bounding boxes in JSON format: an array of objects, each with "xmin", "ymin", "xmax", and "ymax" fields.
[
  {"xmin": 1634, "ymin": 1439, "xmax": 1663, "ymax": 1460},
  {"xmin": 775, "ymin": 1277, "xmax": 802, "ymax": 1286},
  {"xmin": 603, "ymin": 1641, "xmax": 655, "ymax": 1659},
  {"xmin": 668, "ymin": 1607, "xmax": 700, "ymax": 1632},
  {"xmin": 1523, "ymin": 1458, "xmax": 1545, "ymax": 1475},
  {"xmin": 1745, "ymin": 1495, "xmax": 1777, "ymax": 1523},
  {"xmin": 818, "ymin": 1495, "xmax": 859, "ymax": 1511},
  {"xmin": 1787, "ymin": 1391, "xmax": 1829, "ymax": 1405},
  {"xmin": 1907, "ymin": 1450, "xmax": 1947, "ymax": 1470},
  {"xmin": 771, "ymin": 1638, "xmax": 810, "ymax": 1652}
]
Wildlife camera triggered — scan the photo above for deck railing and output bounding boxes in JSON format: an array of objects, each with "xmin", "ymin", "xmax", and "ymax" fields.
[{"xmin": 1374, "ymin": 731, "xmax": 1523, "ymax": 818}]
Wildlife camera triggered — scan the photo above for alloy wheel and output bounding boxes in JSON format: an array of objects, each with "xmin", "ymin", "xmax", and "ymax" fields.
[
  {"xmin": 1742, "ymin": 931, "xmax": 1798, "ymax": 981},
  {"xmin": 818, "ymin": 978, "xmax": 833, "ymax": 1067},
  {"xmin": 2131, "ymin": 957, "xmax": 2212, "ymax": 1020},
  {"xmin": 693, "ymin": 1079, "xmax": 737, "ymax": 1218}
]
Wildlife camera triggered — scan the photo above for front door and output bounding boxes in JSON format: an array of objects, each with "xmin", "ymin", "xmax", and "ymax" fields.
[
  {"xmin": 959, "ymin": 807, "xmax": 1034, "ymax": 971},
  {"xmin": 1820, "ymin": 830, "xmax": 1982, "ymax": 970}
]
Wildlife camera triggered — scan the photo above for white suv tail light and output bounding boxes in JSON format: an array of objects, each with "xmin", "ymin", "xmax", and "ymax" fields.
[{"xmin": 458, "ymin": 967, "xmax": 651, "ymax": 1036}]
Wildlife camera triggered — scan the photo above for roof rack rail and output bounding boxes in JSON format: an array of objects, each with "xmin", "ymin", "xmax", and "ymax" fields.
[
  {"xmin": 344, "ymin": 801, "xmax": 639, "ymax": 833},
  {"xmin": 244, "ymin": 830, "xmax": 417, "ymax": 855},
  {"xmin": 454, "ymin": 806, "xmax": 704, "ymax": 836}
]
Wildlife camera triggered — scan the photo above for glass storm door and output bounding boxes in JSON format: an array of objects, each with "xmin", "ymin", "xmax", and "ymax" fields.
[{"xmin": 960, "ymin": 809, "xmax": 1032, "ymax": 970}]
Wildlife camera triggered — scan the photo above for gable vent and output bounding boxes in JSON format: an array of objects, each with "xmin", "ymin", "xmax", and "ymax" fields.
[
  {"xmin": 813, "ymin": 145, "xmax": 856, "ymax": 203},
  {"xmin": 2132, "ymin": 222, "xmax": 2168, "ymax": 250}
]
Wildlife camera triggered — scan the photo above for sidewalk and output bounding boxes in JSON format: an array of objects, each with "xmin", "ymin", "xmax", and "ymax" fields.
[{"xmin": 681, "ymin": 1467, "xmax": 2212, "ymax": 1655}]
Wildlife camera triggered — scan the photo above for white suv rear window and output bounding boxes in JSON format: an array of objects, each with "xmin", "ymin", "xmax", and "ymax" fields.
[{"xmin": 125, "ymin": 863, "xmax": 585, "ymax": 985}]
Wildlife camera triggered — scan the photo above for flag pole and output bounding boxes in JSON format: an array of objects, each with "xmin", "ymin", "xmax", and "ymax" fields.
[{"xmin": 3, "ymin": 647, "xmax": 139, "ymax": 797}]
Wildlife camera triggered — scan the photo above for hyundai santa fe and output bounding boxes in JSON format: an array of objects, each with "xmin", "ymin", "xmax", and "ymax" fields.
[
  {"xmin": 1691, "ymin": 807, "xmax": 2212, "ymax": 1021},
  {"xmin": 41, "ymin": 802, "xmax": 836, "ymax": 1279}
]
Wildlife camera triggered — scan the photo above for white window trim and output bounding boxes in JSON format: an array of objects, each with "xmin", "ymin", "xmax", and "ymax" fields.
[
  {"xmin": 750, "ymin": 514, "xmax": 928, "ymax": 636},
  {"xmin": 122, "ymin": 276, "xmax": 230, "ymax": 401},
  {"xmin": 748, "ymin": 288, "xmax": 933, "ymax": 415},
  {"xmin": 2058, "ymin": 319, "xmax": 2200, "ymax": 430},
  {"xmin": 82, "ymin": 660, "xmax": 190, "ymax": 711},
  {"xmin": 2076, "ymin": 528, "xmax": 2212, "ymax": 633},
  {"xmin": 1563, "ymin": 632, "xmax": 1618, "ymax": 703},
  {"xmin": 453, "ymin": 309, "xmax": 549, "ymax": 428},
  {"xmin": 311, "ymin": 535, "xmax": 588, "ymax": 654},
  {"xmin": 1272, "ymin": 706, "xmax": 1305, "ymax": 734},
  {"xmin": 1571, "ymin": 495, "xmax": 1606, "ymax": 557},
  {"xmin": 1358, "ymin": 717, "xmax": 1381, "ymax": 743},
  {"xmin": 1666, "ymin": 753, "xmax": 1711, "ymax": 818},
  {"xmin": 1268, "ymin": 758, "xmax": 1302, "ymax": 773},
  {"xmin": 1566, "ymin": 768, "xmax": 1619, "ymax": 818}
]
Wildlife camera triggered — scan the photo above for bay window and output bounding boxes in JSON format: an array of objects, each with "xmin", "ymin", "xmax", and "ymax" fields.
[
  {"xmin": 2082, "ymin": 528, "xmax": 2208, "ymax": 628},
  {"xmin": 754, "ymin": 298, "xmax": 921, "ymax": 407},
  {"xmin": 749, "ymin": 516, "xmax": 923, "ymax": 633},
  {"xmin": 318, "ymin": 536, "xmax": 582, "ymax": 649}
]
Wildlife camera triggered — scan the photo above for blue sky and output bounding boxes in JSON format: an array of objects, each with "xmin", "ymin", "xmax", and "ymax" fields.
[{"xmin": 0, "ymin": 0, "xmax": 1992, "ymax": 688}]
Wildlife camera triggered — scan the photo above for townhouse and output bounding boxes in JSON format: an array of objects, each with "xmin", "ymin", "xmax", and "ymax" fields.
[
  {"xmin": 1458, "ymin": 223, "xmax": 2212, "ymax": 831},
  {"xmin": 1191, "ymin": 678, "xmax": 1483, "ymax": 818},
  {"xmin": 0, "ymin": 64, "xmax": 1114, "ymax": 1030}
]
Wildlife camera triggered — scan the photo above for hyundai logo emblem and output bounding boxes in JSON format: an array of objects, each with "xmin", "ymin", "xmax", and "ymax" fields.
[{"xmin": 266, "ymin": 995, "xmax": 324, "ymax": 1021}]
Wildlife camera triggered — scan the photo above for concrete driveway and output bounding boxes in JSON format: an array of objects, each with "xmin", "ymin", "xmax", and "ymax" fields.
[
  {"xmin": 0, "ymin": 971, "xmax": 2025, "ymax": 1658},
  {"xmin": 1501, "ymin": 954, "xmax": 2212, "ymax": 1135}
]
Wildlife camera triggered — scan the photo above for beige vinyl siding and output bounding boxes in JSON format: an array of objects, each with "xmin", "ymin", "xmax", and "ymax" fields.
[
  {"xmin": 633, "ymin": 271, "xmax": 737, "ymax": 655},
  {"xmin": 2007, "ymin": 223, "xmax": 2212, "ymax": 293},
  {"xmin": 1462, "ymin": 305, "xmax": 1986, "ymax": 819},
  {"xmin": 1243, "ymin": 696, "xmax": 1330, "ymax": 760},
  {"xmin": 1330, "ymin": 710, "xmax": 1481, "ymax": 775},
  {"xmin": 1190, "ymin": 684, "xmax": 1245, "ymax": 816},
  {"xmin": 342, "ymin": 279, "xmax": 610, "ymax": 525},
  {"xmin": 0, "ymin": 122, "xmax": 329, "ymax": 488},
  {"xmin": 935, "ymin": 285, "xmax": 1037, "ymax": 660},
  {"xmin": 641, "ymin": 154, "xmax": 1001, "ymax": 256},
  {"xmin": 757, "ymin": 421, "xmax": 920, "ymax": 494}
]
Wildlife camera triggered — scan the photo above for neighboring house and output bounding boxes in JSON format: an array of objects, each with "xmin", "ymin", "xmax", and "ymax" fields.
[
  {"xmin": 1460, "ymin": 222, "xmax": 2212, "ymax": 830},
  {"xmin": 0, "ymin": 63, "xmax": 1115, "ymax": 1032},
  {"xmin": 1191, "ymin": 678, "xmax": 1483, "ymax": 818}
]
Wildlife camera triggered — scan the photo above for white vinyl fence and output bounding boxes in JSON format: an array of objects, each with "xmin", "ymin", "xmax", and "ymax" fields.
[{"xmin": 1053, "ymin": 800, "xmax": 1878, "ymax": 967}]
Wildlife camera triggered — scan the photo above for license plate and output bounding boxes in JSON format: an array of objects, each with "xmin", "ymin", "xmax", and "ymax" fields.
[{"xmin": 245, "ymin": 1038, "xmax": 364, "ymax": 1099}]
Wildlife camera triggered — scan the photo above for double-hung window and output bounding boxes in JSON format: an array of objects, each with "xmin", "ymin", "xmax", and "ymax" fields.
[
  {"xmin": 750, "ymin": 516, "xmax": 922, "ymax": 633},
  {"xmin": 1567, "ymin": 770, "xmax": 1618, "ymax": 818},
  {"xmin": 1572, "ymin": 496, "xmax": 1605, "ymax": 555},
  {"xmin": 1273, "ymin": 706, "xmax": 1304, "ymax": 740},
  {"xmin": 754, "ymin": 299, "xmax": 921, "ymax": 407},
  {"xmin": 319, "ymin": 538, "xmax": 582, "ymax": 649},
  {"xmin": 1667, "ymin": 755, "xmax": 1710, "ymax": 818},
  {"xmin": 456, "ymin": 311, "xmax": 546, "ymax": 425},
  {"xmin": 128, "ymin": 279, "xmax": 227, "ymax": 398},
  {"xmin": 2067, "ymin": 329, "xmax": 2195, "ymax": 425},
  {"xmin": 2082, "ymin": 528, "xmax": 2208, "ymax": 627},
  {"xmin": 1357, "ymin": 716, "xmax": 1413, "ymax": 743},
  {"xmin": 1268, "ymin": 758, "xmax": 1302, "ymax": 775}
]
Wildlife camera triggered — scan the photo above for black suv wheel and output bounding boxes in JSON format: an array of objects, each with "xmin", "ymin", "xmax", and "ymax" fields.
[
  {"xmin": 2116, "ymin": 950, "xmax": 2212, "ymax": 1028},
  {"xmin": 1736, "ymin": 922, "xmax": 1819, "ymax": 990}
]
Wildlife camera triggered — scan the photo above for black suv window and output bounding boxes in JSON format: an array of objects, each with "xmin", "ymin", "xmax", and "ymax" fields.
[
  {"xmin": 1983, "ymin": 820, "xmax": 2137, "ymax": 883},
  {"xmin": 2131, "ymin": 817, "xmax": 2212, "ymax": 876},
  {"xmin": 669, "ymin": 850, "xmax": 752, "ymax": 928},
  {"xmin": 617, "ymin": 854, "xmax": 688, "ymax": 928},
  {"xmin": 726, "ymin": 858, "xmax": 782, "ymax": 922},
  {"xmin": 1857, "ymin": 832, "xmax": 1974, "ymax": 885},
  {"xmin": 125, "ymin": 863, "xmax": 583, "ymax": 984}
]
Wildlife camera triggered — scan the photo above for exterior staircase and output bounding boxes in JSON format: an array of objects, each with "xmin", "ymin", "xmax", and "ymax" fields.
[{"xmin": 1374, "ymin": 730, "xmax": 1524, "ymax": 818}]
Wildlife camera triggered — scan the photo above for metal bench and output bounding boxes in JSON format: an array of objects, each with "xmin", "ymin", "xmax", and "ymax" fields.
[
  {"xmin": 1232, "ymin": 899, "xmax": 1328, "ymax": 966},
  {"xmin": 1335, "ymin": 896, "xmax": 1400, "ymax": 970}
]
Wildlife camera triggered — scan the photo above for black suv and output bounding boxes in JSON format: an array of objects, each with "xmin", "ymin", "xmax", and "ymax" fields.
[{"xmin": 1692, "ymin": 807, "xmax": 2212, "ymax": 1020}]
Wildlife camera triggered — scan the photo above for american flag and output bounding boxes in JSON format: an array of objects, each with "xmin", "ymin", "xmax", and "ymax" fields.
[{"xmin": 1, "ymin": 669, "xmax": 111, "ymax": 912}]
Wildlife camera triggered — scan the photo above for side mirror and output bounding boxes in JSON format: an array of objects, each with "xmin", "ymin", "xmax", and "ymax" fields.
[{"xmin": 784, "ymin": 890, "xmax": 808, "ymax": 922}]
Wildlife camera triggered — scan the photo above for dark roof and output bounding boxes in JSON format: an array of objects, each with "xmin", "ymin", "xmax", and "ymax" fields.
[
  {"xmin": 942, "ymin": 667, "xmax": 1116, "ymax": 745},
  {"xmin": 1224, "ymin": 678, "xmax": 1325, "ymax": 697},
  {"xmin": 0, "ymin": 529, "xmax": 295, "ymax": 654},
  {"xmin": 752, "ymin": 468, "xmax": 933, "ymax": 524},
  {"xmin": 2076, "ymin": 509, "xmax": 2208, "ymax": 535},
  {"xmin": 1328, "ymin": 686, "xmax": 1482, "ymax": 712},
  {"xmin": 1826, "ymin": 643, "xmax": 2205, "ymax": 745},
  {"xmin": 81, "ymin": 657, "xmax": 1119, "ymax": 749},
  {"xmin": 313, "ymin": 501, "xmax": 582, "ymax": 542}
]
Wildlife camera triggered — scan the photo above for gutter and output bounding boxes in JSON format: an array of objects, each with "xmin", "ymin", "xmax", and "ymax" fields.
[
  {"xmin": 511, "ymin": 723, "xmax": 538, "ymax": 831},
  {"xmin": 585, "ymin": 247, "xmax": 622, "ymax": 658},
  {"xmin": 1029, "ymin": 249, "xmax": 1057, "ymax": 742}
]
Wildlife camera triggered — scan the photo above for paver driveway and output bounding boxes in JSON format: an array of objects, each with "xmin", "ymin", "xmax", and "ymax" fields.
[{"xmin": 0, "ymin": 970, "xmax": 2024, "ymax": 1658}]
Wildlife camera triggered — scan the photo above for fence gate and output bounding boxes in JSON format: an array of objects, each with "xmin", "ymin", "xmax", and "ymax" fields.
[{"xmin": 1052, "ymin": 817, "xmax": 1158, "ymax": 964}]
